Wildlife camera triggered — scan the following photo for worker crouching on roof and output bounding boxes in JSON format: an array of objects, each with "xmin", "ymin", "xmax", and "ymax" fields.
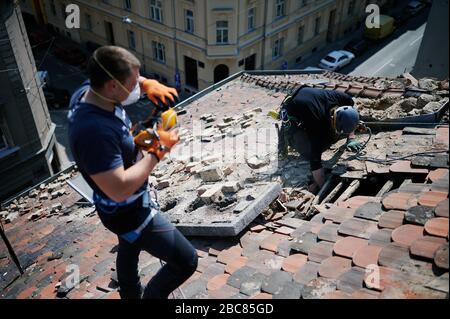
[
  {"xmin": 68, "ymin": 46, "xmax": 197, "ymax": 299},
  {"xmin": 278, "ymin": 85, "xmax": 362, "ymax": 193}
]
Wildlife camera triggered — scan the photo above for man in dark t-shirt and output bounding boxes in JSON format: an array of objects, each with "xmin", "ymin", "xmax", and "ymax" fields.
[
  {"xmin": 68, "ymin": 46, "xmax": 197, "ymax": 299},
  {"xmin": 280, "ymin": 86, "xmax": 361, "ymax": 192}
]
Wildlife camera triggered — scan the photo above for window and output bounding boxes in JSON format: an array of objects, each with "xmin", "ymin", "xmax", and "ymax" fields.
[
  {"xmin": 0, "ymin": 127, "xmax": 8, "ymax": 151},
  {"xmin": 297, "ymin": 25, "xmax": 304, "ymax": 44},
  {"xmin": 275, "ymin": 0, "xmax": 285, "ymax": 18},
  {"xmin": 348, "ymin": 0, "xmax": 355, "ymax": 16},
  {"xmin": 124, "ymin": 0, "xmax": 132, "ymax": 10},
  {"xmin": 127, "ymin": 30, "xmax": 136, "ymax": 50},
  {"xmin": 50, "ymin": 0, "xmax": 56, "ymax": 16},
  {"xmin": 185, "ymin": 9, "xmax": 194, "ymax": 33},
  {"xmin": 272, "ymin": 38, "xmax": 284, "ymax": 59},
  {"xmin": 315, "ymin": 16, "xmax": 321, "ymax": 36},
  {"xmin": 86, "ymin": 13, "xmax": 92, "ymax": 31},
  {"xmin": 216, "ymin": 21, "xmax": 228, "ymax": 44},
  {"xmin": 152, "ymin": 41, "xmax": 166, "ymax": 63},
  {"xmin": 248, "ymin": 7, "xmax": 255, "ymax": 31},
  {"xmin": 150, "ymin": 0, "xmax": 163, "ymax": 23}
]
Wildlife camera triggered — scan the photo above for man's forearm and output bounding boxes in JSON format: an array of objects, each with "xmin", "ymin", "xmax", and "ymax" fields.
[{"xmin": 117, "ymin": 153, "xmax": 158, "ymax": 201}]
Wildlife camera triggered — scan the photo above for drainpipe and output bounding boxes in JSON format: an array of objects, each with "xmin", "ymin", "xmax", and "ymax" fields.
[
  {"xmin": 261, "ymin": 0, "xmax": 268, "ymax": 70},
  {"xmin": 171, "ymin": 0, "xmax": 179, "ymax": 85}
]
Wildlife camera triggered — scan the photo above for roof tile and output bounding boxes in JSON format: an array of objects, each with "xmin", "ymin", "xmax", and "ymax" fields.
[
  {"xmin": 225, "ymin": 256, "xmax": 248, "ymax": 274},
  {"xmin": 418, "ymin": 191, "xmax": 448, "ymax": 208},
  {"xmin": 391, "ymin": 224, "xmax": 425, "ymax": 247},
  {"xmin": 317, "ymin": 223, "xmax": 341, "ymax": 242},
  {"xmin": 434, "ymin": 243, "xmax": 449, "ymax": 270},
  {"xmin": 333, "ymin": 237, "xmax": 368, "ymax": 258},
  {"xmin": 424, "ymin": 217, "xmax": 449, "ymax": 238},
  {"xmin": 336, "ymin": 266, "xmax": 366, "ymax": 294},
  {"xmin": 318, "ymin": 256, "xmax": 352, "ymax": 279},
  {"xmin": 281, "ymin": 253, "xmax": 308, "ymax": 273},
  {"xmin": 293, "ymin": 261, "xmax": 320, "ymax": 285},
  {"xmin": 338, "ymin": 218, "xmax": 379, "ymax": 239},
  {"xmin": 435, "ymin": 199, "xmax": 449, "ymax": 218},
  {"xmin": 308, "ymin": 241, "xmax": 334, "ymax": 263},
  {"xmin": 410, "ymin": 236, "xmax": 447, "ymax": 259},
  {"xmin": 207, "ymin": 274, "xmax": 230, "ymax": 291},
  {"xmin": 353, "ymin": 245, "xmax": 383, "ymax": 268},
  {"xmin": 378, "ymin": 210, "xmax": 405, "ymax": 229},
  {"xmin": 427, "ymin": 168, "xmax": 449, "ymax": 183},
  {"xmin": 389, "ymin": 160, "xmax": 428, "ymax": 174},
  {"xmin": 382, "ymin": 192, "xmax": 418, "ymax": 210},
  {"xmin": 354, "ymin": 202, "xmax": 383, "ymax": 221}
]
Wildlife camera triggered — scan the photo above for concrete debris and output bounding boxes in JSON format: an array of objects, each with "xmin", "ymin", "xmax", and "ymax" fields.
[
  {"xmin": 198, "ymin": 166, "xmax": 224, "ymax": 182},
  {"xmin": 419, "ymin": 78, "xmax": 439, "ymax": 91},
  {"xmin": 417, "ymin": 94, "xmax": 437, "ymax": 108},
  {"xmin": 246, "ymin": 155, "xmax": 269, "ymax": 169},
  {"xmin": 422, "ymin": 101, "xmax": 443, "ymax": 114}
]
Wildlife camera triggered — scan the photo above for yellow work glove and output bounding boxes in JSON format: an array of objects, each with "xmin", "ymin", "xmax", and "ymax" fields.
[
  {"xmin": 142, "ymin": 79, "xmax": 179, "ymax": 108},
  {"xmin": 134, "ymin": 128, "xmax": 180, "ymax": 161}
]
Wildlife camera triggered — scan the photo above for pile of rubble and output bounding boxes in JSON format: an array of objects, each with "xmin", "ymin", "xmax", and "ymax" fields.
[{"xmin": 0, "ymin": 168, "xmax": 81, "ymax": 224}]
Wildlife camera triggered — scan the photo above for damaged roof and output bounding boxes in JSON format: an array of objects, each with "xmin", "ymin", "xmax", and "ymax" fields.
[{"xmin": 0, "ymin": 70, "xmax": 448, "ymax": 299}]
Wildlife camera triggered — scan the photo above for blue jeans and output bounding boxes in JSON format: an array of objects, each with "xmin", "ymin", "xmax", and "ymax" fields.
[{"xmin": 116, "ymin": 213, "xmax": 198, "ymax": 299}]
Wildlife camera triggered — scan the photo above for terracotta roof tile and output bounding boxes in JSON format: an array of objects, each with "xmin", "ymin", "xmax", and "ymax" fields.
[
  {"xmin": 382, "ymin": 192, "xmax": 418, "ymax": 210},
  {"xmin": 333, "ymin": 237, "xmax": 368, "ymax": 258},
  {"xmin": 281, "ymin": 254, "xmax": 308, "ymax": 273},
  {"xmin": 427, "ymin": 168, "xmax": 449, "ymax": 183},
  {"xmin": 320, "ymin": 205, "xmax": 356, "ymax": 224},
  {"xmin": 410, "ymin": 236, "xmax": 447, "ymax": 260},
  {"xmin": 353, "ymin": 245, "xmax": 383, "ymax": 268},
  {"xmin": 250, "ymin": 292, "xmax": 272, "ymax": 299},
  {"xmin": 391, "ymin": 224, "xmax": 425, "ymax": 247},
  {"xmin": 389, "ymin": 160, "xmax": 429, "ymax": 174},
  {"xmin": 323, "ymin": 290, "xmax": 353, "ymax": 299},
  {"xmin": 207, "ymin": 274, "xmax": 230, "ymax": 291},
  {"xmin": 418, "ymin": 191, "xmax": 448, "ymax": 208},
  {"xmin": 339, "ymin": 196, "xmax": 381, "ymax": 209},
  {"xmin": 274, "ymin": 226, "xmax": 295, "ymax": 235},
  {"xmin": 435, "ymin": 199, "xmax": 449, "ymax": 218},
  {"xmin": 338, "ymin": 218, "xmax": 379, "ymax": 239},
  {"xmin": 318, "ymin": 256, "xmax": 352, "ymax": 279},
  {"xmin": 260, "ymin": 233, "xmax": 289, "ymax": 253},
  {"xmin": 404, "ymin": 205, "xmax": 435, "ymax": 225},
  {"xmin": 364, "ymin": 266, "xmax": 406, "ymax": 291},
  {"xmin": 336, "ymin": 266, "xmax": 366, "ymax": 294},
  {"xmin": 351, "ymin": 288, "xmax": 381, "ymax": 299},
  {"xmin": 434, "ymin": 243, "xmax": 449, "ymax": 270},
  {"xmin": 308, "ymin": 241, "xmax": 334, "ymax": 263},
  {"xmin": 354, "ymin": 202, "xmax": 383, "ymax": 221},
  {"xmin": 217, "ymin": 245, "xmax": 243, "ymax": 265},
  {"xmin": 318, "ymin": 223, "xmax": 341, "ymax": 242},
  {"xmin": 424, "ymin": 217, "xmax": 449, "ymax": 238},
  {"xmin": 225, "ymin": 256, "xmax": 248, "ymax": 274},
  {"xmin": 302, "ymin": 277, "xmax": 338, "ymax": 299},
  {"xmin": 378, "ymin": 210, "xmax": 405, "ymax": 229},
  {"xmin": 293, "ymin": 261, "xmax": 320, "ymax": 285},
  {"xmin": 369, "ymin": 228, "xmax": 393, "ymax": 247}
]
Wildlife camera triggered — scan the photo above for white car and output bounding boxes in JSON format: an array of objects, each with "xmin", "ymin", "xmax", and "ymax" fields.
[{"xmin": 318, "ymin": 50, "xmax": 355, "ymax": 71}]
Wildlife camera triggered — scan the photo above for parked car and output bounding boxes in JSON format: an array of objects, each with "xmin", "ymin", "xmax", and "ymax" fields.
[
  {"xmin": 406, "ymin": 1, "xmax": 426, "ymax": 16},
  {"xmin": 344, "ymin": 38, "xmax": 370, "ymax": 56},
  {"xmin": 318, "ymin": 50, "xmax": 355, "ymax": 71},
  {"xmin": 37, "ymin": 71, "xmax": 70, "ymax": 109},
  {"xmin": 364, "ymin": 15, "xmax": 396, "ymax": 41}
]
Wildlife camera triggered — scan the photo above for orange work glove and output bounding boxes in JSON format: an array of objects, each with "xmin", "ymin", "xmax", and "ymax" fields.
[
  {"xmin": 134, "ymin": 128, "xmax": 180, "ymax": 161},
  {"xmin": 141, "ymin": 79, "xmax": 179, "ymax": 108}
]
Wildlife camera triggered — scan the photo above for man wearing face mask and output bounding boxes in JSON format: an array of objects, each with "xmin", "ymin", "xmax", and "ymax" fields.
[{"xmin": 68, "ymin": 46, "xmax": 198, "ymax": 299}]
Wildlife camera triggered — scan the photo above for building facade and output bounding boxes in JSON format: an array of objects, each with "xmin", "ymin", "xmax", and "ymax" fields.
[
  {"xmin": 1, "ymin": 0, "xmax": 61, "ymax": 202},
  {"xmin": 20, "ymin": 0, "xmax": 387, "ymax": 93}
]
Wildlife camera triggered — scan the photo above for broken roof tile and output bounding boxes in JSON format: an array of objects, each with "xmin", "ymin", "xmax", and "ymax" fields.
[
  {"xmin": 391, "ymin": 224, "xmax": 425, "ymax": 247},
  {"xmin": 382, "ymin": 192, "xmax": 418, "ymax": 210},
  {"xmin": 338, "ymin": 218, "xmax": 379, "ymax": 239},
  {"xmin": 424, "ymin": 217, "xmax": 449, "ymax": 238},
  {"xmin": 378, "ymin": 210, "xmax": 405, "ymax": 229},
  {"xmin": 352, "ymin": 244, "xmax": 383, "ymax": 269},
  {"xmin": 353, "ymin": 202, "xmax": 383, "ymax": 221},
  {"xmin": 281, "ymin": 254, "xmax": 308, "ymax": 273},
  {"xmin": 410, "ymin": 236, "xmax": 447, "ymax": 260},
  {"xmin": 333, "ymin": 236, "xmax": 369, "ymax": 258},
  {"xmin": 318, "ymin": 256, "xmax": 352, "ymax": 279}
]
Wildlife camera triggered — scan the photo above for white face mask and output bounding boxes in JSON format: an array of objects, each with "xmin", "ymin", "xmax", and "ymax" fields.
[{"xmin": 121, "ymin": 82, "xmax": 141, "ymax": 106}]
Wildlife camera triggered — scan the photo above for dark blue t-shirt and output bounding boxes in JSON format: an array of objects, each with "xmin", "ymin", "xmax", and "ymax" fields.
[{"xmin": 68, "ymin": 81, "xmax": 144, "ymax": 199}]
